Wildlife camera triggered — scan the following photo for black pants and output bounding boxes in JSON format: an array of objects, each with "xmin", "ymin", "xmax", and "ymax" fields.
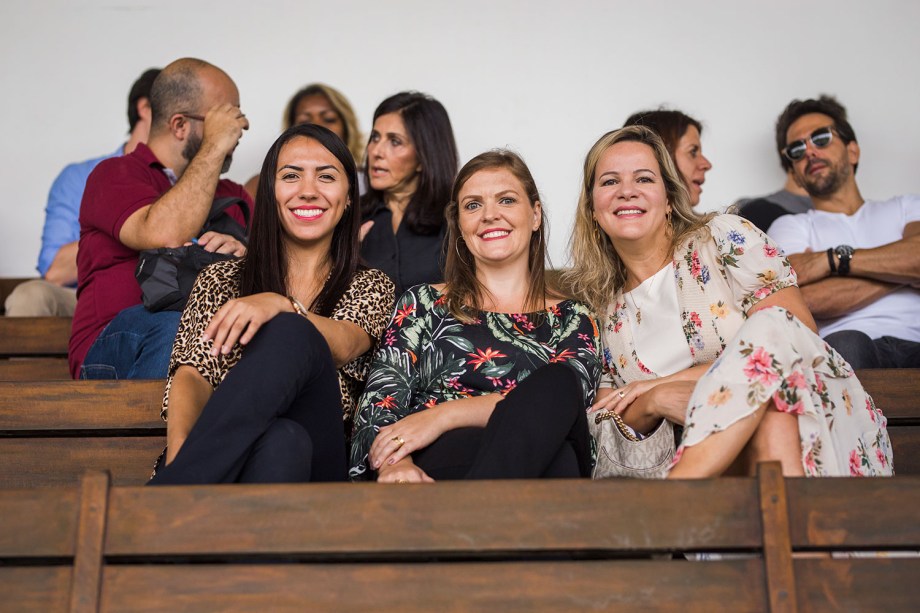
[
  {"xmin": 413, "ymin": 363, "xmax": 591, "ymax": 480},
  {"xmin": 149, "ymin": 313, "xmax": 346, "ymax": 485},
  {"xmin": 825, "ymin": 330, "xmax": 920, "ymax": 370}
]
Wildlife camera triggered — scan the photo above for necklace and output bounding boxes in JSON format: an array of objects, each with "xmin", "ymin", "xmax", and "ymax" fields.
[{"xmin": 624, "ymin": 264, "xmax": 671, "ymax": 326}]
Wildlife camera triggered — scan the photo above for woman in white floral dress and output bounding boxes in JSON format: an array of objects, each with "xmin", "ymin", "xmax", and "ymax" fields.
[{"xmin": 566, "ymin": 125, "xmax": 892, "ymax": 477}]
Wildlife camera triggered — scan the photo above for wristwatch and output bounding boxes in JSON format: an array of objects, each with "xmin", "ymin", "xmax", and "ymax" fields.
[{"xmin": 834, "ymin": 244, "xmax": 855, "ymax": 276}]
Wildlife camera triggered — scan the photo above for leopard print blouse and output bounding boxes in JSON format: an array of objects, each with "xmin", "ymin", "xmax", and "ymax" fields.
[{"xmin": 160, "ymin": 259, "xmax": 395, "ymax": 433}]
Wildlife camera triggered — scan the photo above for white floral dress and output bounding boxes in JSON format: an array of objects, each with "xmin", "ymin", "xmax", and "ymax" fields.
[{"xmin": 599, "ymin": 214, "xmax": 893, "ymax": 476}]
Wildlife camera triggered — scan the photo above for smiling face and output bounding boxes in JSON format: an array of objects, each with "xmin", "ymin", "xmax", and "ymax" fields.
[
  {"xmin": 592, "ymin": 140, "xmax": 670, "ymax": 248},
  {"xmin": 293, "ymin": 93, "xmax": 345, "ymax": 140},
  {"xmin": 786, "ymin": 112, "xmax": 858, "ymax": 199},
  {"xmin": 366, "ymin": 112, "xmax": 421, "ymax": 196},
  {"xmin": 274, "ymin": 136, "xmax": 350, "ymax": 251},
  {"xmin": 457, "ymin": 167, "xmax": 541, "ymax": 270},
  {"xmin": 673, "ymin": 125, "xmax": 711, "ymax": 206}
]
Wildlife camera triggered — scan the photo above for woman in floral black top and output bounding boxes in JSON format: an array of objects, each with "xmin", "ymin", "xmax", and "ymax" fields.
[{"xmin": 350, "ymin": 151, "xmax": 602, "ymax": 482}]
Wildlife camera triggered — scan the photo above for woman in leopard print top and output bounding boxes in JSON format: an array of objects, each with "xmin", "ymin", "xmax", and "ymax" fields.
[{"xmin": 149, "ymin": 124, "xmax": 394, "ymax": 485}]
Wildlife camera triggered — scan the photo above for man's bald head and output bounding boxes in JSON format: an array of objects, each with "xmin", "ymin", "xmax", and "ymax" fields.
[{"xmin": 149, "ymin": 58, "xmax": 235, "ymax": 133}]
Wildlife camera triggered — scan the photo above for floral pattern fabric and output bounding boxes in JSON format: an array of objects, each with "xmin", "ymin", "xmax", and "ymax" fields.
[
  {"xmin": 598, "ymin": 215, "xmax": 893, "ymax": 476},
  {"xmin": 349, "ymin": 284, "xmax": 603, "ymax": 480},
  {"xmin": 679, "ymin": 307, "xmax": 892, "ymax": 476}
]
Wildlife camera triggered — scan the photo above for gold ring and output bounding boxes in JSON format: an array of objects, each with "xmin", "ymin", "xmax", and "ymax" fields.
[
  {"xmin": 618, "ymin": 390, "xmax": 626, "ymax": 399},
  {"xmin": 397, "ymin": 479, "xmax": 408, "ymax": 484},
  {"xmin": 392, "ymin": 435, "xmax": 405, "ymax": 447}
]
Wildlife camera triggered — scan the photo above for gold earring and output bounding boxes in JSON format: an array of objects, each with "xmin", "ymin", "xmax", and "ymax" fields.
[
  {"xmin": 593, "ymin": 220, "xmax": 601, "ymax": 241},
  {"xmin": 666, "ymin": 207, "xmax": 674, "ymax": 237}
]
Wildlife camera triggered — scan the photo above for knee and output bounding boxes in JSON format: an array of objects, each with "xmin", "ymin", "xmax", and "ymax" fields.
[
  {"xmin": 825, "ymin": 330, "xmax": 879, "ymax": 369},
  {"xmin": 251, "ymin": 418, "xmax": 314, "ymax": 481},
  {"xmin": 4, "ymin": 280, "xmax": 63, "ymax": 316},
  {"xmin": 248, "ymin": 313, "xmax": 331, "ymax": 363}
]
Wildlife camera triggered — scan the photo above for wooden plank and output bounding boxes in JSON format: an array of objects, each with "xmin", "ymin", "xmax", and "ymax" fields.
[
  {"xmin": 70, "ymin": 471, "xmax": 110, "ymax": 613},
  {"xmin": 786, "ymin": 476, "xmax": 920, "ymax": 549},
  {"xmin": 0, "ymin": 380, "xmax": 164, "ymax": 432},
  {"xmin": 0, "ymin": 317, "xmax": 71, "ymax": 356},
  {"xmin": 0, "ymin": 567, "xmax": 71, "ymax": 612},
  {"xmin": 757, "ymin": 463, "xmax": 797, "ymax": 613},
  {"xmin": 0, "ymin": 486, "xmax": 79, "ymax": 558},
  {"xmin": 795, "ymin": 558, "xmax": 920, "ymax": 612},
  {"xmin": 0, "ymin": 438, "xmax": 162, "ymax": 488},
  {"xmin": 105, "ymin": 479, "xmax": 762, "ymax": 557},
  {"xmin": 0, "ymin": 357, "xmax": 71, "ymax": 380},
  {"xmin": 100, "ymin": 559, "xmax": 768, "ymax": 612},
  {"xmin": 856, "ymin": 369, "xmax": 920, "ymax": 424},
  {"xmin": 890, "ymin": 427, "xmax": 920, "ymax": 476}
]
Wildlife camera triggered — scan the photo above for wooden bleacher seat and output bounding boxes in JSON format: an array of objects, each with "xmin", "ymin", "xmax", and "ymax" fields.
[
  {"xmin": 0, "ymin": 463, "xmax": 917, "ymax": 611},
  {"xmin": 0, "ymin": 315, "xmax": 71, "ymax": 380},
  {"xmin": 0, "ymin": 370, "xmax": 916, "ymax": 489}
]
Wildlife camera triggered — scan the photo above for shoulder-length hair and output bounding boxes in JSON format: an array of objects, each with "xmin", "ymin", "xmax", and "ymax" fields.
[
  {"xmin": 360, "ymin": 91, "xmax": 459, "ymax": 235},
  {"xmin": 443, "ymin": 150, "xmax": 554, "ymax": 323},
  {"xmin": 283, "ymin": 83, "xmax": 364, "ymax": 164},
  {"xmin": 239, "ymin": 123, "xmax": 361, "ymax": 317},
  {"xmin": 565, "ymin": 125, "xmax": 714, "ymax": 315}
]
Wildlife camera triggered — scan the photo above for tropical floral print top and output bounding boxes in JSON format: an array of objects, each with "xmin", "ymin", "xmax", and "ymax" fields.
[
  {"xmin": 600, "ymin": 214, "xmax": 797, "ymax": 387},
  {"xmin": 349, "ymin": 284, "xmax": 603, "ymax": 480}
]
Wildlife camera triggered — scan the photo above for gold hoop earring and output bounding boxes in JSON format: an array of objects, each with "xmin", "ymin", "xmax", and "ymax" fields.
[
  {"xmin": 593, "ymin": 220, "xmax": 602, "ymax": 242},
  {"xmin": 455, "ymin": 237, "xmax": 470, "ymax": 267}
]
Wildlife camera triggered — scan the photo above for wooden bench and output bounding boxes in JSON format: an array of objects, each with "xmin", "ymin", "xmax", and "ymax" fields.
[
  {"xmin": 0, "ymin": 316, "xmax": 71, "ymax": 380},
  {"xmin": 0, "ymin": 463, "xmax": 917, "ymax": 611},
  {"xmin": 0, "ymin": 370, "xmax": 918, "ymax": 489},
  {"xmin": 0, "ymin": 380, "xmax": 164, "ymax": 488}
]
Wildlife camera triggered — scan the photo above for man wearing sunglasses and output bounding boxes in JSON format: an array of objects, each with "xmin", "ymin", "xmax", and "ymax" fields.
[
  {"xmin": 767, "ymin": 96, "xmax": 920, "ymax": 370},
  {"xmin": 70, "ymin": 58, "xmax": 253, "ymax": 380}
]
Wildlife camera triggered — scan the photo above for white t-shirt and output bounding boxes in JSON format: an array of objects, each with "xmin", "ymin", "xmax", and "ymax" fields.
[{"xmin": 767, "ymin": 194, "xmax": 920, "ymax": 341}]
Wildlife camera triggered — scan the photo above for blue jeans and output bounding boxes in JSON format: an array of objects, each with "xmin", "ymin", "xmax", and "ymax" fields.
[{"xmin": 80, "ymin": 304, "xmax": 181, "ymax": 379}]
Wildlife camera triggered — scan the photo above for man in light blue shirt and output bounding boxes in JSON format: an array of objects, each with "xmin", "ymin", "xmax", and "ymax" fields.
[{"xmin": 5, "ymin": 67, "xmax": 161, "ymax": 316}]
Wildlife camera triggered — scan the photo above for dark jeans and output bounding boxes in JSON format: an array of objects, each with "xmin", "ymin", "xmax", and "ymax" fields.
[
  {"xmin": 413, "ymin": 363, "xmax": 591, "ymax": 480},
  {"xmin": 149, "ymin": 314, "xmax": 346, "ymax": 485},
  {"xmin": 825, "ymin": 330, "xmax": 920, "ymax": 370},
  {"xmin": 81, "ymin": 304, "xmax": 181, "ymax": 379}
]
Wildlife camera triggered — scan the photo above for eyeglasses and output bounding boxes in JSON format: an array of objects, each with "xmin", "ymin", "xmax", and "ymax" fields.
[{"xmin": 783, "ymin": 126, "xmax": 835, "ymax": 161}]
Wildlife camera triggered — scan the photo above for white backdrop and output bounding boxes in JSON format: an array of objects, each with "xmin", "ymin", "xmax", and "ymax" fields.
[{"xmin": 2, "ymin": 0, "xmax": 919, "ymax": 276}]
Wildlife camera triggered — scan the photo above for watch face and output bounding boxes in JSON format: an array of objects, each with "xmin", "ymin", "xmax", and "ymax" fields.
[{"xmin": 835, "ymin": 245, "xmax": 854, "ymax": 259}]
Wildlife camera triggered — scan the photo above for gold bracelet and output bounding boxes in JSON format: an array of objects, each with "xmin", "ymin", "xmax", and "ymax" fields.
[{"xmin": 288, "ymin": 295, "xmax": 309, "ymax": 318}]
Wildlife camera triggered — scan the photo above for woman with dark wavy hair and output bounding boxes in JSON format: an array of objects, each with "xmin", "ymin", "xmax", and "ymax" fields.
[
  {"xmin": 350, "ymin": 150, "xmax": 601, "ymax": 483},
  {"xmin": 150, "ymin": 123, "xmax": 394, "ymax": 485},
  {"xmin": 360, "ymin": 91, "xmax": 459, "ymax": 296}
]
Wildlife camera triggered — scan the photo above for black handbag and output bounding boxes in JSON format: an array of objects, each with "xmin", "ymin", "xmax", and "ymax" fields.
[{"xmin": 135, "ymin": 197, "xmax": 250, "ymax": 312}]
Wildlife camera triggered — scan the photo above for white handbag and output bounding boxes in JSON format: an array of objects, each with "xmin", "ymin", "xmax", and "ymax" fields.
[{"xmin": 589, "ymin": 410, "xmax": 676, "ymax": 479}]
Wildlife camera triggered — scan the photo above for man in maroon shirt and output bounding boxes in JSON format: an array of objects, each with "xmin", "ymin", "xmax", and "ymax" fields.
[{"xmin": 70, "ymin": 58, "xmax": 253, "ymax": 379}]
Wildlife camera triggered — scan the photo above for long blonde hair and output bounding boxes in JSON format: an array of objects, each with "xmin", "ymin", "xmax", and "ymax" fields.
[{"xmin": 565, "ymin": 125, "xmax": 714, "ymax": 314}]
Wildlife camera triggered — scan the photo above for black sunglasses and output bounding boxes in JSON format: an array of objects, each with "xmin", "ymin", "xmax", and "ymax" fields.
[{"xmin": 783, "ymin": 126, "xmax": 835, "ymax": 161}]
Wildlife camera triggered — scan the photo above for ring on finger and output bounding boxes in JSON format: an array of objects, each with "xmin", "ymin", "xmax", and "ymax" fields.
[
  {"xmin": 396, "ymin": 479, "xmax": 408, "ymax": 484},
  {"xmin": 618, "ymin": 390, "xmax": 626, "ymax": 399},
  {"xmin": 392, "ymin": 435, "xmax": 405, "ymax": 448}
]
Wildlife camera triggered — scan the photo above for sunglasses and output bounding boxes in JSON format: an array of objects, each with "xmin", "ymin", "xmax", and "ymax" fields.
[{"xmin": 783, "ymin": 126, "xmax": 835, "ymax": 161}]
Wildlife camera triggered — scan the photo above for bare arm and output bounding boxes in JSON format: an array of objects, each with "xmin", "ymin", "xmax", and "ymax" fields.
[
  {"xmin": 119, "ymin": 104, "xmax": 248, "ymax": 250},
  {"xmin": 43, "ymin": 241, "xmax": 78, "ymax": 286},
  {"xmin": 203, "ymin": 292, "xmax": 372, "ymax": 368},
  {"xmin": 164, "ymin": 365, "xmax": 214, "ymax": 464},
  {"xmin": 800, "ymin": 277, "xmax": 901, "ymax": 319}
]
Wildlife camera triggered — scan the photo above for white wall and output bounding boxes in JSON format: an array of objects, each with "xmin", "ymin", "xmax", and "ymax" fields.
[{"xmin": 2, "ymin": 0, "xmax": 919, "ymax": 276}]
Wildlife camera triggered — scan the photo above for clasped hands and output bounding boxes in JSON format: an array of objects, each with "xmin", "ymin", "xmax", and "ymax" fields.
[
  {"xmin": 589, "ymin": 379, "xmax": 694, "ymax": 432},
  {"xmin": 370, "ymin": 410, "xmax": 448, "ymax": 483}
]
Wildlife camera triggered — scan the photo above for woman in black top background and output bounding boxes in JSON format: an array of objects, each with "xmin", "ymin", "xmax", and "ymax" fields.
[{"xmin": 360, "ymin": 91, "xmax": 459, "ymax": 296}]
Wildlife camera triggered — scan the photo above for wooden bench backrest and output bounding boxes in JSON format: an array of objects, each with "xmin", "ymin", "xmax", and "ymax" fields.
[
  {"xmin": 0, "ymin": 316, "xmax": 71, "ymax": 357},
  {"xmin": 0, "ymin": 380, "xmax": 164, "ymax": 487},
  {"xmin": 0, "ymin": 465, "xmax": 918, "ymax": 612}
]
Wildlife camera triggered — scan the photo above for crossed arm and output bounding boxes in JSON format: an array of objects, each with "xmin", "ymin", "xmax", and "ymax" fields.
[{"xmin": 787, "ymin": 222, "xmax": 920, "ymax": 319}]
